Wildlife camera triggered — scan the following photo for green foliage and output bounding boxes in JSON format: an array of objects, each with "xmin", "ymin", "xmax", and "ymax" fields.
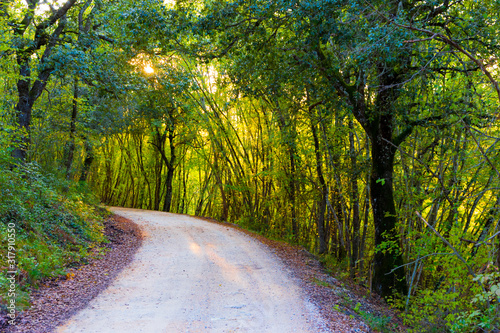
[
  {"xmin": 450, "ymin": 303, "xmax": 500, "ymax": 333},
  {"xmin": 3, "ymin": 0, "xmax": 500, "ymax": 328},
  {"xmin": 319, "ymin": 254, "xmax": 350, "ymax": 280},
  {"xmin": 0, "ymin": 123, "xmax": 16, "ymax": 165},
  {"xmin": 353, "ymin": 303, "xmax": 393, "ymax": 333},
  {"xmin": 446, "ymin": 272, "xmax": 500, "ymax": 332},
  {"xmin": 0, "ymin": 161, "xmax": 105, "ymax": 308},
  {"xmin": 312, "ymin": 277, "xmax": 334, "ymax": 288},
  {"xmin": 401, "ymin": 287, "xmax": 462, "ymax": 332}
]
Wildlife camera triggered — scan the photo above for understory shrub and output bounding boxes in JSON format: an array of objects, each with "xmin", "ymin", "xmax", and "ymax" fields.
[{"xmin": 0, "ymin": 161, "xmax": 106, "ymax": 310}]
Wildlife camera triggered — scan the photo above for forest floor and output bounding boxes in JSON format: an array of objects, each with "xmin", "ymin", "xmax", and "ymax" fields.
[
  {"xmin": 2, "ymin": 208, "xmax": 405, "ymax": 333},
  {"xmin": 1, "ymin": 213, "xmax": 143, "ymax": 333}
]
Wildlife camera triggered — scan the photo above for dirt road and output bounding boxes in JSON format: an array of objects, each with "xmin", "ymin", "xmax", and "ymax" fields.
[{"xmin": 56, "ymin": 207, "xmax": 328, "ymax": 333}]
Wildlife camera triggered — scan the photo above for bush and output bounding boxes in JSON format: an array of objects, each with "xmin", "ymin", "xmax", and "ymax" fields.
[
  {"xmin": 447, "ymin": 272, "xmax": 500, "ymax": 332},
  {"xmin": 0, "ymin": 161, "xmax": 106, "ymax": 310}
]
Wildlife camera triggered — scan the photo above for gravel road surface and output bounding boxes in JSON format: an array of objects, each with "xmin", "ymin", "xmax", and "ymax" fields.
[{"xmin": 56, "ymin": 207, "xmax": 328, "ymax": 333}]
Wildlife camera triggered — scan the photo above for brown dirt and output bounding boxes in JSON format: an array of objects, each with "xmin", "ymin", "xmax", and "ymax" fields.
[
  {"xmin": 2, "ymin": 211, "xmax": 405, "ymax": 333},
  {"xmin": 1, "ymin": 215, "xmax": 142, "ymax": 333},
  {"xmin": 56, "ymin": 208, "xmax": 328, "ymax": 332},
  {"xmin": 198, "ymin": 217, "xmax": 407, "ymax": 332}
]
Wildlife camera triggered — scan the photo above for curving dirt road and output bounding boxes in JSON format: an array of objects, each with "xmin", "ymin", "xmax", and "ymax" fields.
[{"xmin": 56, "ymin": 207, "xmax": 329, "ymax": 333}]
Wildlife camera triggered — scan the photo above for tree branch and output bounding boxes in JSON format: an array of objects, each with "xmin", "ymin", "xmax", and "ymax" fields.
[
  {"xmin": 364, "ymin": 0, "xmax": 500, "ymax": 104},
  {"xmin": 29, "ymin": 15, "xmax": 67, "ymax": 104},
  {"xmin": 395, "ymin": 23, "xmax": 500, "ymax": 103},
  {"xmin": 78, "ymin": 0, "xmax": 92, "ymax": 33},
  {"xmin": 35, "ymin": 0, "xmax": 77, "ymax": 31},
  {"xmin": 415, "ymin": 211, "xmax": 478, "ymax": 280}
]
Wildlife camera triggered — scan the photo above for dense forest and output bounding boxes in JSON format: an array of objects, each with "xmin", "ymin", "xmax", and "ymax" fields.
[{"xmin": 1, "ymin": 0, "xmax": 500, "ymax": 331}]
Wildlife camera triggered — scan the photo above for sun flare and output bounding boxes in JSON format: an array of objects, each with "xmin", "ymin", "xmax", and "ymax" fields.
[{"xmin": 144, "ymin": 65, "xmax": 155, "ymax": 74}]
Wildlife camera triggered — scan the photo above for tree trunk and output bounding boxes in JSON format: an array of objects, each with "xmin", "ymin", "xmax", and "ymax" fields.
[
  {"xmin": 311, "ymin": 118, "xmax": 328, "ymax": 254},
  {"xmin": 154, "ymin": 155, "xmax": 163, "ymax": 211},
  {"xmin": 12, "ymin": 11, "xmax": 70, "ymax": 163},
  {"xmin": 163, "ymin": 165, "xmax": 175, "ymax": 212},
  {"xmin": 276, "ymin": 105, "xmax": 299, "ymax": 240},
  {"xmin": 343, "ymin": 64, "xmax": 409, "ymax": 297},
  {"xmin": 65, "ymin": 78, "xmax": 79, "ymax": 178},
  {"xmin": 289, "ymin": 146, "xmax": 298, "ymax": 240},
  {"xmin": 349, "ymin": 118, "xmax": 361, "ymax": 278},
  {"xmin": 155, "ymin": 127, "xmax": 176, "ymax": 213},
  {"xmin": 12, "ymin": 78, "xmax": 32, "ymax": 162},
  {"xmin": 369, "ymin": 118, "xmax": 407, "ymax": 297},
  {"xmin": 79, "ymin": 136, "xmax": 94, "ymax": 182}
]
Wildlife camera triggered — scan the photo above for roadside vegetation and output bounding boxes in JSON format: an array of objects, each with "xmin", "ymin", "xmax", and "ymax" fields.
[
  {"xmin": 1, "ymin": 1, "xmax": 500, "ymax": 331},
  {"xmin": 0, "ymin": 151, "xmax": 106, "ymax": 310}
]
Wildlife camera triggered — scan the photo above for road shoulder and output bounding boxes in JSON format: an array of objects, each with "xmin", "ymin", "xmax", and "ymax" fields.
[{"xmin": 3, "ymin": 215, "xmax": 142, "ymax": 333}]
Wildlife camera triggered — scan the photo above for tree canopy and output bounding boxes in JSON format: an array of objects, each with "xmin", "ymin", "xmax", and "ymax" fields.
[{"xmin": 1, "ymin": 0, "xmax": 500, "ymax": 331}]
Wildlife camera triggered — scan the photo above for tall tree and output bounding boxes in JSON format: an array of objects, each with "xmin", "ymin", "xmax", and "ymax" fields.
[
  {"xmin": 189, "ymin": 0, "xmax": 500, "ymax": 297},
  {"xmin": 7, "ymin": 0, "xmax": 80, "ymax": 162}
]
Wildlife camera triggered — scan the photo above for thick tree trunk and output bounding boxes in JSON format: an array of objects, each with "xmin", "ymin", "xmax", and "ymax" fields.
[
  {"xmin": 370, "ymin": 121, "xmax": 407, "ymax": 297},
  {"xmin": 12, "ymin": 64, "xmax": 33, "ymax": 162},
  {"xmin": 341, "ymin": 63, "xmax": 409, "ymax": 297},
  {"xmin": 11, "ymin": 11, "xmax": 70, "ymax": 163},
  {"xmin": 316, "ymin": 42, "xmax": 408, "ymax": 296}
]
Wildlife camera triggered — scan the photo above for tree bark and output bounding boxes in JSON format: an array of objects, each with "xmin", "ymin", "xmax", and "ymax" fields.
[
  {"xmin": 311, "ymin": 117, "xmax": 328, "ymax": 254},
  {"xmin": 79, "ymin": 136, "xmax": 94, "ymax": 182},
  {"xmin": 349, "ymin": 118, "xmax": 361, "ymax": 278},
  {"xmin": 65, "ymin": 78, "xmax": 79, "ymax": 178},
  {"xmin": 370, "ymin": 127, "xmax": 407, "ymax": 296},
  {"xmin": 366, "ymin": 65, "xmax": 409, "ymax": 296},
  {"xmin": 162, "ymin": 128, "xmax": 176, "ymax": 212},
  {"xmin": 11, "ymin": 2, "xmax": 76, "ymax": 162}
]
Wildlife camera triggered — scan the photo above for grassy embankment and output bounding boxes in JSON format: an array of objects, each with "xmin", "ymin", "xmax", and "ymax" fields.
[{"xmin": 0, "ymin": 162, "xmax": 107, "ymax": 311}]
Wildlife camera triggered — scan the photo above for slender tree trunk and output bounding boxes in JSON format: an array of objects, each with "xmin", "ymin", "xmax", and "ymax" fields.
[
  {"xmin": 134, "ymin": 134, "xmax": 152, "ymax": 209},
  {"xmin": 289, "ymin": 146, "xmax": 298, "ymax": 239},
  {"xmin": 359, "ymin": 136, "xmax": 371, "ymax": 276},
  {"xmin": 213, "ymin": 153, "xmax": 229, "ymax": 221},
  {"xmin": 349, "ymin": 118, "xmax": 361, "ymax": 278},
  {"xmin": 195, "ymin": 170, "xmax": 212, "ymax": 216},
  {"xmin": 162, "ymin": 129, "xmax": 176, "ymax": 212},
  {"xmin": 359, "ymin": 180, "xmax": 370, "ymax": 278},
  {"xmin": 154, "ymin": 155, "xmax": 163, "ymax": 211},
  {"xmin": 472, "ymin": 195, "xmax": 500, "ymax": 258},
  {"xmin": 79, "ymin": 136, "xmax": 94, "ymax": 182},
  {"xmin": 311, "ymin": 118, "xmax": 327, "ymax": 254},
  {"xmin": 180, "ymin": 167, "xmax": 188, "ymax": 214},
  {"xmin": 152, "ymin": 129, "xmax": 165, "ymax": 211},
  {"xmin": 276, "ymin": 105, "xmax": 299, "ymax": 240},
  {"xmin": 65, "ymin": 78, "xmax": 79, "ymax": 178}
]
